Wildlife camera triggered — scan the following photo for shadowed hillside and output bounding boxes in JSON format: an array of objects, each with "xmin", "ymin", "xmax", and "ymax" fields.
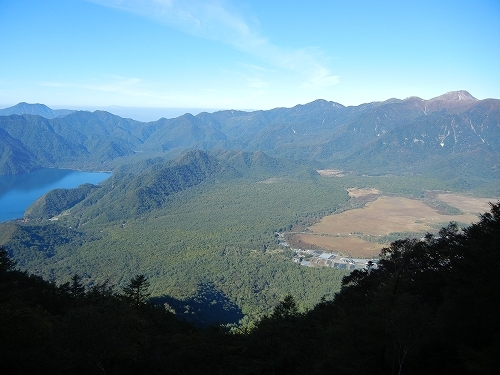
[{"xmin": 1, "ymin": 202, "xmax": 498, "ymax": 374}]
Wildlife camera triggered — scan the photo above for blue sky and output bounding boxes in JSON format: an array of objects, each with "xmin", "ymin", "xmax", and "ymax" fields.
[{"xmin": 1, "ymin": 0, "xmax": 499, "ymax": 113}]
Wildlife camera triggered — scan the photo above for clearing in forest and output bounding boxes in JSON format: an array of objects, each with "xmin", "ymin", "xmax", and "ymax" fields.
[{"xmin": 293, "ymin": 192, "xmax": 497, "ymax": 258}]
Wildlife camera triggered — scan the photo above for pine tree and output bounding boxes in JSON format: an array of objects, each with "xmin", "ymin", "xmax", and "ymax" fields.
[
  {"xmin": 122, "ymin": 274, "xmax": 151, "ymax": 308},
  {"xmin": 0, "ymin": 247, "xmax": 15, "ymax": 273},
  {"xmin": 70, "ymin": 274, "xmax": 85, "ymax": 298}
]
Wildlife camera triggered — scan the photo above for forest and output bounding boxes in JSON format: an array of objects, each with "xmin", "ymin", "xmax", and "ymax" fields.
[
  {"xmin": 1, "ymin": 202, "xmax": 498, "ymax": 374},
  {"xmin": 3, "ymin": 149, "xmax": 482, "ymax": 320},
  {"xmin": 1, "ymin": 97, "xmax": 499, "ymax": 372}
]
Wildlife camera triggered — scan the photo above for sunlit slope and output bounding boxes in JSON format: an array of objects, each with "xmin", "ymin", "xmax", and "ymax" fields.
[
  {"xmin": 2, "ymin": 151, "xmax": 351, "ymax": 315},
  {"xmin": 1, "ymin": 91, "xmax": 499, "ymax": 182}
]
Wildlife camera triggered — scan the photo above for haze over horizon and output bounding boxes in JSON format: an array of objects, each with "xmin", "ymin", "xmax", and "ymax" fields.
[{"xmin": 1, "ymin": 0, "xmax": 499, "ymax": 112}]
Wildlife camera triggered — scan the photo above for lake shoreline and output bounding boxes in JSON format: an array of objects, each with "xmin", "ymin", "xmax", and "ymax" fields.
[{"xmin": 0, "ymin": 169, "xmax": 111, "ymax": 223}]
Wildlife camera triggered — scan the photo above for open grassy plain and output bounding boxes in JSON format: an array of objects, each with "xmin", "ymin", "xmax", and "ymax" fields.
[
  {"xmin": 436, "ymin": 193, "xmax": 498, "ymax": 214},
  {"xmin": 294, "ymin": 190, "xmax": 498, "ymax": 258}
]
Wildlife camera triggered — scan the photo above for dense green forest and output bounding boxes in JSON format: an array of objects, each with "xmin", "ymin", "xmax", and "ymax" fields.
[
  {"xmin": 2, "ymin": 167, "xmax": 352, "ymax": 318},
  {"xmin": 2, "ymin": 202, "xmax": 498, "ymax": 374},
  {"xmin": 1, "ymin": 148, "xmax": 496, "ymax": 322},
  {"xmin": 3, "ymin": 146, "xmax": 484, "ymax": 319}
]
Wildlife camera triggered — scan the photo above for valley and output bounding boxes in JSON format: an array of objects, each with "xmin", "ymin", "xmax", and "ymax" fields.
[
  {"xmin": 3, "ymin": 1, "xmax": 499, "ymax": 371},
  {"xmin": 3, "ymin": 164, "xmax": 495, "ymax": 320},
  {"xmin": 1, "ymin": 92, "xmax": 499, "ymax": 324},
  {"xmin": 1, "ymin": 167, "xmax": 353, "ymax": 317}
]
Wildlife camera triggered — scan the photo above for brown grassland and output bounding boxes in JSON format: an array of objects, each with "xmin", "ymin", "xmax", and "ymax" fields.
[
  {"xmin": 293, "ymin": 191, "xmax": 498, "ymax": 258},
  {"xmin": 436, "ymin": 193, "xmax": 495, "ymax": 213}
]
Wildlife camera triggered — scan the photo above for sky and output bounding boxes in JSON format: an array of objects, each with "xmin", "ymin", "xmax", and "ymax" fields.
[{"xmin": 1, "ymin": 0, "xmax": 499, "ymax": 116}]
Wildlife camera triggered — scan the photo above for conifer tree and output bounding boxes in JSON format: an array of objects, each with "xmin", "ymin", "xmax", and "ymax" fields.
[
  {"xmin": 0, "ymin": 247, "xmax": 15, "ymax": 273},
  {"xmin": 122, "ymin": 274, "xmax": 151, "ymax": 308},
  {"xmin": 70, "ymin": 274, "xmax": 85, "ymax": 298}
]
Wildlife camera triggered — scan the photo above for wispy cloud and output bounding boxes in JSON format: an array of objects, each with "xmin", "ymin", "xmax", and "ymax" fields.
[
  {"xmin": 40, "ymin": 75, "xmax": 163, "ymax": 100},
  {"xmin": 82, "ymin": 76, "xmax": 144, "ymax": 93},
  {"xmin": 38, "ymin": 75, "xmax": 230, "ymax": 107},
  {"xmin": 87, "ymin": 0, "xmax": 339, "ymax": 89},
  {"xmin": 233, "ymin": 63, "xmax": 271, "ymax": 89},
  {"xmin": 42, "ymin": 75, "xmax": 140, "ymax": 92}
]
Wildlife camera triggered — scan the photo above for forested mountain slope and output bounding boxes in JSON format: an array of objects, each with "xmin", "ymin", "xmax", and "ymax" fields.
[
  {"xmin": 1, "ymin": 91, "xmax": 499, "ymax": 179},
  {"xmin": 1, "ymin": 91, "xmax": 499, "ymax": 343},
  {"xmin": 1, "ymin": 149, "xmax": 354, "ymax": 318},
  {"xmin": 0, "ymin": 127, "xmax": 39, "ymax": 174},
  {"xmin": 341, "ymin": 97, "xmax": 500, "ymax": 177},
  {"xmin": 22, "ymin": 149, "xmax": 312, "ymax": 223},
  {"xmin": 2, "ymin": 202, "xmax": 498, "ymax": 374}
]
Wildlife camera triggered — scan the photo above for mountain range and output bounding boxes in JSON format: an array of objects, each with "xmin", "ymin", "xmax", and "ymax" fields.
[
  {"xmin": 0, "ymin": 90, "xmax": 499, "ymax": 180},
  {"xmin": 1, "ymin": 91, "xmax": 499, "ymax": 331}
]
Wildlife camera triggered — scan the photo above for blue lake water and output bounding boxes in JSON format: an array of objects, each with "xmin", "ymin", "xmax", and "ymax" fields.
[{"xmin": 0, "ymin": 169, "xmax": 111, "ymax": 222}]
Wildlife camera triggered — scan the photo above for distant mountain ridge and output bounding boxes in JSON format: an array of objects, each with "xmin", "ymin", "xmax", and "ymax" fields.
[
  {"xmin": 0, "ymin": 102, "xmax": 74, "ymax": 118},
  {"xmin": 1, "ymin": 91, "xmax": 499, "ymax": 180}
]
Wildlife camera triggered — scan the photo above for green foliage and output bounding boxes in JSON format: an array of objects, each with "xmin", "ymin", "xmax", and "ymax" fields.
[
  {"xmin": 5, "ymin": 153, "xmax": 494, "ymax": 323},
  {"xmin": 269, "ymin": 294, "xmax": 299, "ymax": 320},
  {"xmin": 69, "ymin": 273, "xmax": 85, "ymax": 298},
  {"xmin": 2, "ymin": 160, "xmax": 353, "ymax": 319},
  {"xmin": 363, "ymin": 231, "xmax": 428, "ymax": 244},
  {"xmin": 0, "ymin": 256, "xmax": 192, "ymax": 374},
  {"xmin": 2, "ymin": 98, "xmax": 500, "ymax": 372},
  {"xmin": 0, "ymin": 247, "xmax": 15, "ymax": 273},
  {"xmin": 25, "ymin": 183, "xmax": 100, "ymax": 219},
  {"xmin": 0, "ymin": 127, "xmax": 40, "ymax": 174},
  {"xmin": 0, "ymin": 203, "xmax": 499, "ymax": 374},
  {"xmin": 4, "ymin": 223, "xmax": 90, "ymax": 265}
]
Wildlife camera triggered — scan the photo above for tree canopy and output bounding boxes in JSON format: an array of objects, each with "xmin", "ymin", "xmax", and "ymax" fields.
[{"xmin": 1, "ymin": 202, "xmax": 499, "ymax": 374}]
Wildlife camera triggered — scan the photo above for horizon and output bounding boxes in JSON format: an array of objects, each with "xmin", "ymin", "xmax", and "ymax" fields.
[
  {"xmin": 0, "ymin": 88, "xmax": 491, "ymax": 110},
  {"xmin": 1, "ymin": 1, "xmax": 499, "ymax": 110},
  {"xmin": 0, "ymin": 88, "xmax": 492, "ymax": 121}
]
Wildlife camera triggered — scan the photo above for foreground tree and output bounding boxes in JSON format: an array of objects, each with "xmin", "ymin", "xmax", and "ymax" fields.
[
  {"xmin": 0, "ymin": 247, "xmax": 15, "ymax": 274},
  {"xmin": 122, "ymin": 274, "xmax": 151, "ymax": 308}
]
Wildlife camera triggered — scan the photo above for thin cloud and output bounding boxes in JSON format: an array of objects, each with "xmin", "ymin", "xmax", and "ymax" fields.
[
  {"xmin": 82, "ymin": 76, "xmax": 144, "ymax": 93},
  {"xmin": 37, "ymin": 75, "xmax": 228, "ymax": 107},
  {"xmin": 234, "ymin": 63, "xmax": 271, "ymax": 89},
  {"xmin": 40, "ymin": 76, "xmax": 156, "ymax": 98},
  {"xmin": 87, "ymin": 0, "xmax": 339, "ymax": 89},
  {"xmin": 39, "ymin": 81, "xmax": 69, "ymax": 88}
]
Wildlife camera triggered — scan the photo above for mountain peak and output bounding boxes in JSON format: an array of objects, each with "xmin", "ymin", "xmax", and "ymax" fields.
[
  {"xmin": 0, "ymin": 102, "xmax": 74, "ymax": 119},
  {"xmin": 8, "ymin": 102, "xmax": 51, "ymax": 113},
  {"xmin": 429, "ymin": 90, "xmax": 477, "ymax": 102}
]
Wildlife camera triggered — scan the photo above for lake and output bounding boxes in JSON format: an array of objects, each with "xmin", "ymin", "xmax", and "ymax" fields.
[{"xmin": 0, "ymin": 169, "xmax": 111, "ymax": 222}]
